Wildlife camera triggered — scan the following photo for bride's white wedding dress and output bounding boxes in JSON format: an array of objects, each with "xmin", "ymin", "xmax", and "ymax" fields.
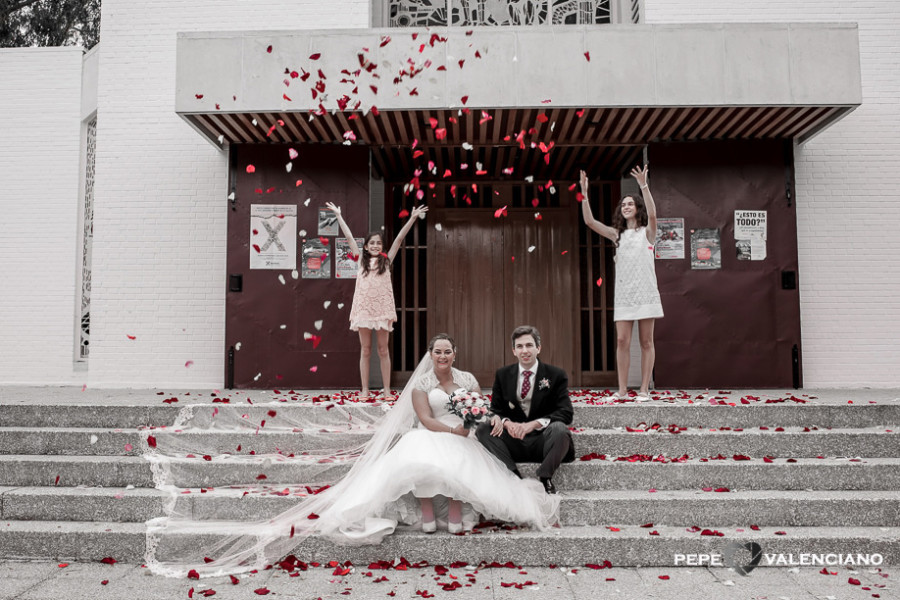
[
  {"xmin": 143, "ymin": 357, "xmax": 559, "ymax": 578},
  {"xmin": 317, "ymin": 368, "xmax": 560, "ymax": 543}
]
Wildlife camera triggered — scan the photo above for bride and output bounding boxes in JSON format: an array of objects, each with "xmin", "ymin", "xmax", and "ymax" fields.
[{"xmin": 144, "ymin": 333, "xmax": 559, "ymax": 578}]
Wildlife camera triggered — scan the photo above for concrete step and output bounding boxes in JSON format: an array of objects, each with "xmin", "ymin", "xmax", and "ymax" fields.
[
  {"xmin": 4, "ymin": 486, "xmax": 899, "ymax": 528},
  {"xmin": 1, "ymin": 520, "xmax": 896, "ymax": 566},
  {"xmin": 2, "ymin": 399, "xmax": 899, "ymax": 429},
  {"xmin": 3, "ymin": 455, "xmax": 897, "ymax": 490},
  {"xmin": 2, "ymin": 426, "xmax": 897, "ymax": 457}
]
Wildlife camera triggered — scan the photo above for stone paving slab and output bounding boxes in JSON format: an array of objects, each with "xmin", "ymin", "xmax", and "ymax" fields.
[
  {"xmin": 159, "ymin": 457, "xmax": 900, "ymax": 491},
  {"xmin": 3, "ymin": 455, "xmax": 899, "ymax": 490},
  {"xmin": 5, "ymin": 487, "xmax": 900, "ymax": 527},
  {"xmin": 0, "ymin": 561, "xmax": 894, "ymax": 600},
  {"xmin": 3, "ymin": 426, "xmax": 897, "ymax": 457},
  {"xmin": 2, "ymin": 387, "xmax": 899, "ymax": 428},
  {"xmin": 3, "ymin": 521, "xmax": 898, "ymax": 566}
]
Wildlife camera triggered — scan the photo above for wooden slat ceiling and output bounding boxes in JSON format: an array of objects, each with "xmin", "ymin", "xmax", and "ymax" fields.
[{"xmin": 186, "ymin": 105, "xmax": 843, "ymax": 181}]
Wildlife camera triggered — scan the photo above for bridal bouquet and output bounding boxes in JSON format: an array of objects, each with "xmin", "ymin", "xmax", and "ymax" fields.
[{"xmin": 446, "ymin": 389, "xmax": 493, "ymax": 429}]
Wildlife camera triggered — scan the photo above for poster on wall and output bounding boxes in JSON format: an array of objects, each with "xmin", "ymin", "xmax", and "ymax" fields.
[
  {"xmin": 301, "ymin": 238, "xmax": 331, "ymax": 279},
  {"xmin": 250, "ymin": 204, "xmax": 297, "ymax": 270},
  {"xmin": 734, "ymin": 210, "xmax": 768, "ymax": 261},
  {"xmin": 318, "ymin": 207, "xmax": 340, "ymax": 236},
  {"xmin": 335, "ymin": 238, "xmax": 363, "ymax": 279},
  {"xmin": 654, "ymin": 218, "xmax": 685, "ymax": 259},
  {"xmin": 690, "ymin": 228, "xmax": 722, "ymax": 270}
]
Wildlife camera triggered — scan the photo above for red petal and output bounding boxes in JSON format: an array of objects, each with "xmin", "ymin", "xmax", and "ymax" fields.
[
  {"xmin": 246, "ymin": 165, "xmax": 255, "ymax": 173},
  {"xmin": 659, "ymin": 575, "xmax": 670, "ymax": 580},
  {"xmin": 536, "ymin": 113, "xmax": 549, "ymax": 123},
  {"xmin": 434, "ymin": 128, "xmax": 447, "ymax": 140},
  {"xmin": 188, "ymin": 569, "xmax": 200, "ymax": 580},
  {"xmin": 58, "ymin": 563, "xmax": 68, "ymax": 568},
  {"xmin": 126, "ymin": 334, "xmax": 136, "ymax": 340},
  {"xmin": 849, "ymin": 578, "xmax": 861, "ymax": 585},
  {"xmin": 100, "ymin": 557, "xmax": 117, "ymax": 565},
  {"xmin": 101, "ymin": 580, "xmax": 108, "ymax": 585},
  {"xmin": 398, "ymin": 209, "xmax": 409, "ymax": 218},
  {"xmin": 229, "ymin": 575, "xmax": 240, "ymax": 585},
  {"xmin": 147, "ymin": 435, "xmax": 157, "ymax": 448},
  {"xmin": 307, "ymin": 512, "xmax": 320, "ymax": 519},
  {"xmin": 596, "ymin": 277, "xmax": 603, "ymax": 286},
  {"xmin": 584, "ymin": 51, "xmax": 591, "ymax": 61},
  {"xmin": 254, "ymin": 588, "xmax": 271, "ymax": 595},
  {"xmin": 266, "ymin": 45, "xmax": 272, "ymax": 53},
  {"xmin": 309, "ymin": 53, "xmax": 321, "ymax": 60}
]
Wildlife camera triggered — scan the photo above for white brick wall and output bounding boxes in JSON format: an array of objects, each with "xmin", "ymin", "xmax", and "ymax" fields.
[
  {"xmin": 644, "ymin": 1, "xmax": 900, "ymax": 386},
  {"xmin": 88, "ymin": 1, "xmax": 369, "ymax": 387},
  {"xmin": 0, "ymin": 48, "xmax": 84, "ymax": 384}
]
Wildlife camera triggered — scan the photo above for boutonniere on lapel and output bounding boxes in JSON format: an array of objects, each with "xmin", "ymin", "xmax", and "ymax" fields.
[{"xmin": 538, "ymin": 378, "xmax": 550, "ymax": 390}]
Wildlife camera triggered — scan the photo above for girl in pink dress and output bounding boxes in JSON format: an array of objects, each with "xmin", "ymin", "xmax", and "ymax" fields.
[{"xmin": 325, "ymin": 202, "xmax": 428, "ymax": 398}]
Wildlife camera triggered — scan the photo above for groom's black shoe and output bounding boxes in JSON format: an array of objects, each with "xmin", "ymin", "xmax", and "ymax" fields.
[{"xmin": 540, "ymin": 477, "xmax": 557, "ymax": 495}]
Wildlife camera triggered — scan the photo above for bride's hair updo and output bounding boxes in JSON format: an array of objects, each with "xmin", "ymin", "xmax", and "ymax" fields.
[{"xmin": 428, "ymin": 333, "xmax": 457, "ymax": 353}]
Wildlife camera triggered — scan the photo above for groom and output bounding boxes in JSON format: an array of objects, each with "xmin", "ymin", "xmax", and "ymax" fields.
[{"xmin": 476, "ymin": 325, "xmax": 575, "ymax": 494}]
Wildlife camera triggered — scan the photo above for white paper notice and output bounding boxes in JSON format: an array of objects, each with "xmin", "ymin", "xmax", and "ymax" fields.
[
  {"xmin": 250, "ymin": 205, "xmax": 297, "ymax": 270},
  {"xmin": 734, "ymin": 210, "xmax": 767, "ymax": 261}
]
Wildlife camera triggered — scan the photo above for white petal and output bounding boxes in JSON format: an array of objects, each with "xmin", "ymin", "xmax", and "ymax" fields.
[
  {"xmin": 279, "ymin": 324, "xmax": 287, "ymax": 330},
  {"xmin": 528, "ymin": 245, "xmax": 536, "ymax": 253},
  {"xmin": 286, "ymin": 162, "xmax": 293, "ymax": 172},
  {"xmin": 235, "ymin": 342, "xmax": 242, "ymax": 351},
  {"xmin": 299, "ymin": 229, "xmax": 307, "ymax": 237},
  {"xmin": 304, "ymin": 198, "xmax": 311, "ymax": 207},
  {"xmin": 291, "ymin": 270, "xmax": 299, "ymax": 279},
  {"xmin": 314, "ymin": 320, "xmax": 323, "ymax": 330},
  {"xmin": 323, "ymin": 301, "xmax": 332, "ymax": 309},
  {"xmin": 90, "ymin": 435, "xmax": 98, "ymax": 444},
  {"xmin": 337, "ymin": 303, "xmax": 345, "ymax": 309},
  {"xmin": 253, "ymin": 372, "xmax": 261, "ymax": 381},
  {"xmin": 278, "ymin": 274, "xmax": 286, "ymax": 285},
  {"xmin": 435, "ymin": 223, "xmax": 443, "ymax": 231}
]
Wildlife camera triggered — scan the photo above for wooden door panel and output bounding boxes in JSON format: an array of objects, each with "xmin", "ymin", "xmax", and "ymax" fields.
[
  {"xmin": 428, "ymin": 210, "xmax": 506, "ymax": 384},
  {"xmin": 503, "ymin": 211, "xmax": 579, "ymax": 382}
]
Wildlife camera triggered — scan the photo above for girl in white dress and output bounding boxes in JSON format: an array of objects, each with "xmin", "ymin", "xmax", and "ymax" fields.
[{"xmin": 579, "ymin": 165, "xmax": 664, "ymax": 401}]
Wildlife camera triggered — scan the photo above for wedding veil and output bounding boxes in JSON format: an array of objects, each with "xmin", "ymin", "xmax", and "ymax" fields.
[{"xmin": 142, "ymin": 353, "xmax": 435, "ymax": 578}]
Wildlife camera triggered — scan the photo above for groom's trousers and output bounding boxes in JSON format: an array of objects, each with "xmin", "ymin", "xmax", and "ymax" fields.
[{"xmin": 476, "ymin": 421, "xmax": 574, "ymax": 479}]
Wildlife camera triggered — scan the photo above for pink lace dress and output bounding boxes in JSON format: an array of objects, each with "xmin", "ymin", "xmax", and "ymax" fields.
[{"xmin": 349, "ymin": 258, "xmax": 397, "ymax": 331}]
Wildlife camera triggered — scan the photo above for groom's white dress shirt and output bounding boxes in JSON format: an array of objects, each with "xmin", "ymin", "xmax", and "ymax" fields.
[{"xmin": 517, "ymin": 361, "xmax": 550, "ymax": 430}]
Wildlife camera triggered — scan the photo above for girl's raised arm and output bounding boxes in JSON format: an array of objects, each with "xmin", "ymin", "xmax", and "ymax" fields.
[
  {"xmin": 579, "ymin": 170, "xmax": 618, "ymax": 242},
  {"xmin": 387, "ymin": 205, "xmax": 428, "ymax": 262},
  {"xmin": 630, "ymin": 165, "xmax": 657, "ymax": 244},
  {"xmin": 324, "ymin": 202, "xmax": 361, "ymax": 259}
]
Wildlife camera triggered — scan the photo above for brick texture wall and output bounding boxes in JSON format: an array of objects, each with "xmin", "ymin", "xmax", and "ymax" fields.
[
  {"xmin": 88, "ymin": 1, "xmax": 369, "ymax": 387},
  {"xmin": 0, "ymin": 48, "xmax": 84, "ymax": 384},
  {"xmin": 645, "ymin": 1, "xmax": 900, "ymax": 387}
]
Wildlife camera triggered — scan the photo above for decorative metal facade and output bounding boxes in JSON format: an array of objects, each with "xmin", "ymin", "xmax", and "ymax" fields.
[
  {"xmin": 79, "ymin": 116, "xmax": 96, "ymax": 360},
  {"xmin": 389, "ymin": 0, "xmax": 612, "ymax": 27}
]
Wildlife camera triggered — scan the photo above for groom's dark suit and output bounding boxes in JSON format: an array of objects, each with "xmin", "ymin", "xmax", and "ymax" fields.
[{"xmin": 476, "ymin": 361, "xmax": 575, "ymax": 481}]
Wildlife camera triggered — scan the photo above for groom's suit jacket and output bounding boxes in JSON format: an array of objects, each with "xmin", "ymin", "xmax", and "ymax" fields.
[{"xmin": 490, "ymin": 362, "xmax": 574, "ymax": 425}]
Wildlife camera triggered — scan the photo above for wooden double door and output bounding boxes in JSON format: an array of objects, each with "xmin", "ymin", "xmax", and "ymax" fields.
[{"xmin": 426, "ymin": 209, "xmax": 579, "ymax": 384}]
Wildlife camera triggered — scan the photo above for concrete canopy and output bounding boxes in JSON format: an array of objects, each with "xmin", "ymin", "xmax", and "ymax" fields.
[{"xmin": 175, "ymin": 23, "xmax": 862, "ymax": 172}]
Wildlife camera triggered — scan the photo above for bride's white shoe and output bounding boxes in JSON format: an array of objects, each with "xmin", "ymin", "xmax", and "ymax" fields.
[
  {"xmin": 421, "ymin": 519, "xmax": 437, "ymax": 534},
  {"xmin": 447, "ymin": 521, "xmax": 463, "ymax": 534}
]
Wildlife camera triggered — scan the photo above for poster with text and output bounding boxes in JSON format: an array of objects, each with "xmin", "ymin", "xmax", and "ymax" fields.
[
  {"xmin": 318, "ymin": 207, "xmax": 340, "ymax": 236},
  {"xmin": 654, "ymin": 218, "xmax": 685, "ymax": 259},
  {"xmin": 301, "ymin": 238, "xmax": 331, "ymax": 279},
  {"xmin": 250, "ymin": 204, "xmax": 297, "ymax": 270},
  {"xmin": 734, "ymin": 210, "xmax": 767, "ymax": 240},
  {"xmin": 690, "ymin": 228, "xmax": 721, "ymax": 270},
  {"xmin": 335, "ymin": 238, "xmax": 364, "ymax": 279},
  {"xmin": 734, "ymin": 210, "xmax": 768, "ymax": 260}
]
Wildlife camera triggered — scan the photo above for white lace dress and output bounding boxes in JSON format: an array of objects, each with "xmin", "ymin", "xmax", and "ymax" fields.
[
  {"xmin": 315, "ymin": 368, "xmax": 560, "ymax": 544},
  {"xmin": 614, "ymin": 226, "xmax": 664, "ymax": 321}
]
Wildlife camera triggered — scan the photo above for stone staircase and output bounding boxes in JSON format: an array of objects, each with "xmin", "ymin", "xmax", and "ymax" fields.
[{"xmin": 1, "ymin": 388, "xmax": 899, "ymax": 567}]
